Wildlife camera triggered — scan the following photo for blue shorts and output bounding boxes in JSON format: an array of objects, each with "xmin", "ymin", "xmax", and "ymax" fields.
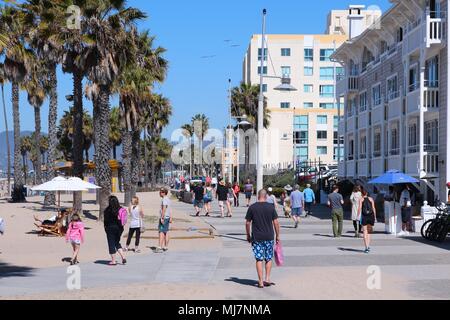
[
  {"xmin": 245, "ymin": 192, "xmax": 252, "ymax": 199},
  {"xmin": 252, "ymin": 240, "xmax": 274, "ymax": 262},
  {"xmin": 193, "ymin": 199, "xmax": 204, "ymax": 208},
  {"xmin": 292, "ymin": 207, "xmax": 302, "ymax": 216},
  {"xmin": 158, "ymin": 218, "xmax": 170, "ymax": 233}
]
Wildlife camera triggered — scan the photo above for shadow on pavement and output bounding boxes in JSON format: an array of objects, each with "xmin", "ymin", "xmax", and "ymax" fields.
[
  {"xmin": 225, "ymin": 277, "xmax": 259, "ymax": 287},
  {"xmin": 216, "ymin": 234, "xmax": 247, "ymax": 242},
  {"xmin": 82, "ymin": 210, "xmax": 98, "ymax": 221},
  {"xmin": 0, "ymin": 262, "xmax": 35, "ymax": 279},
  {"xmin": 403, "ymin": 236, "xmax": 450, "ymax": 251},
  {"xmin": 313, "ymin": 234, "xmax": 354, "ymax": 238},
  {"xmin": 94, "ymin": 260, "xmax": 114, "ymax": 265},
  {"xmin": 337, "ymin": 247, "xmax": 366, "ymax": 253}
]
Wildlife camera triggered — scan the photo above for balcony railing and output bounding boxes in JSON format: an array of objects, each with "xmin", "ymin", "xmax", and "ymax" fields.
[
  {"xmin": 423, "ymin": 87, "xmax": 439, "ymax": 109},
  {"xmin": 424, "ymin": 144, "xmax": 439, "ymax": 153},
  {"xmin": 387, "ymin": 90, "xmax": 400, "ymax": 101},
  {"xmin": 408, "ymin": 145, "xmax": 419, "ymax": 154},
  {"xmin": 390, "ymin": 148, "xmax": 400, "ymax": 156},
  {"xmin": 408, "ymin": 82, "xmax": 420, "ymax": 93},
  {"xmin": 373, "ymin": 151, "xmax": 381, "ymax": 158},
  {"xmin": 359, "ymin": 154, "xmax": 367, "ymax": 160},
  {"xmin": 348, "ymin": 76, "xmax": 358, "ymax": 92},
  {"xmin": 424, "ymin": 154, "xmax": 439, "ymax": 174}
]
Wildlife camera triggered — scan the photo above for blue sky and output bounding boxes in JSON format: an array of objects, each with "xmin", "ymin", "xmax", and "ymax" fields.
[{"xmin": 1, "ymin": 0, "xmax": 390, "ymax": 140}]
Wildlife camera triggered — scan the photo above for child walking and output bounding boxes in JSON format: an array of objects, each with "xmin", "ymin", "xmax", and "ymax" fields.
[{"xmin": 65, "ymin": 213, "xmax": 85, "ymax": 265}]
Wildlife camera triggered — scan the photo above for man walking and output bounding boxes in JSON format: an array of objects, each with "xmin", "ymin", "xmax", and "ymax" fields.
[
  {"xmin": 192, "ymin": 182, "xmax": 205, "ymax": 217},
  {"xmin": 303, "ymin": 184, "xmax": 315, "ymax": 218},
  {"xmin": 244, "ymin": 179, "xmax": 254, "ymax": 207},
  {"xmin": 245, "ymin": 189, "xmax": 280, "ymax": 288},
  {"xmin": 328, "ymin": 185, "xmax": 345, "ymax": 237},
  {"xmin": 290, "ymin": 185, "xmax": 304, "ymax": 228},
  {"xmin": 399, "ymin": 185, "xmax": 412, "ymax": 236}
]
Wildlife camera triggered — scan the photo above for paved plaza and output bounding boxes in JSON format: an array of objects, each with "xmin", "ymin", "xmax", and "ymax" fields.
[{"xmin": 1, "ymin": 196, "xmax": 450, "ymax": 299}]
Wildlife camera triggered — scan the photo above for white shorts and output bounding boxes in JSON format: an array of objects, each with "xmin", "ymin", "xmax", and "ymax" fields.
[
  {"xmin": 219, "ymin": 201, "xmax": 225, "ymax": 207},
  {"xmin": 70, "ymin": 239, "xmax": 81, "ymax": 245}
]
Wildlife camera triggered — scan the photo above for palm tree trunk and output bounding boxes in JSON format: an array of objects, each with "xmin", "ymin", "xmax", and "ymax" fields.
[
  {"xmin": 72, "ymin": 69, "xmax": 84, "ymax": 214},
  {"xmin": 95, "ymin": 85, "xmax": 112, "ymax": 220},
  {"xmin": 113, "ymin": 145, "xmax": 117, "ymax": 160},
  {"xmin": 131, "ymin": 129, "xmax": 140, "ymax": 198},
  {"xmin": 22, "ymin": 154, "xmax": 27, "ymax": 184},
  {"xmin": 33, "ymin": 105, "xmax": 42, "ymax": 185},
  {"xmin": 1, "ymin": 84, "xmax": 11, "ymax": 196},
  {"xmin": 143, "ymin": 128, "xmax": 149, "ymax": 189},
  {"xmin": 12, "ymin": 81, "xmax": 24, "ymax": 202},
  {"xmin": 151, "ymin": 137, "xmax": 157, "ymax": 189},
  {"xmin": 44, "ymin": 64, "xmax": 57, "ymax": 205},
  {"xmin": 122, "ymin": 129, "xmax": 132, "ymax": 205}
]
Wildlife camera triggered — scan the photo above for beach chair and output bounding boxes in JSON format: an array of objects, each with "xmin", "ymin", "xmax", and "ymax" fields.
[{"xmin": 33, "ymin": 211, "xmax": 69, "ymax": 237}]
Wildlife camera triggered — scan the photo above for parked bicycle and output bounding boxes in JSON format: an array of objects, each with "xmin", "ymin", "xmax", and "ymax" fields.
[{"xmin": 421, "ymin": 202, "xmax": 450, "ymax": 242}]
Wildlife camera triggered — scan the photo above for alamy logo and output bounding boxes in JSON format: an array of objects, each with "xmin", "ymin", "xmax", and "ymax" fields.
[
  {"xmin": 366, "ymin": 265, "xmax": 381, "ymax": 290},
  {"xmin": 66, "ymin": 5, "xmax": 81, "ymax": 30},
  {"xmin": 66, "ymin": 265, "xmax": 81, "ymax": 290}
]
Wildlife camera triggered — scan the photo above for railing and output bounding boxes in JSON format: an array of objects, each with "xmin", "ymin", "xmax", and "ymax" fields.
[
  {"xmin": 388, "ymin": 45, "xmax": 397, "ymax": 56},
  {"xmin": 390, "ymin": 148, "xmax": 400, "ymax": 156},
  {"xmin": 387, "ymin": 90, "xmax": 400, "ymax": 101},
  {"xmin": 373, "ymin": 151, "xmax": 381, "ymax": 158},
  {"xmin": 426, "ymin": 10, "xmax": 446, "ymax": 46},
  {"xmin": 348, "ymin": 76, "xmax": 358, "ymax": 91},
  {"xmin": 408, "ymin": 145, "xmax": 419, "ymax": 154},
  {"xmin": 408, "ymin": 82, "xmax": 420, "ymax": 93},
  {"xmin": 424, "ymin": 144, "xmax": 439, "ymax": 153},
  {"xmin": 336, "ymin": 74, "xmax": 345, "ymax": 81},
  {"xmin": 348, "ymin": 155, "xmax": 354, "ymax": 161},
  {"xmin": 423, "ymin": 87, "xmax": 439, "ymax": 109},
  {"xmin": 424, "ymin": 153, "xmax": 439, "ymax": 174}
]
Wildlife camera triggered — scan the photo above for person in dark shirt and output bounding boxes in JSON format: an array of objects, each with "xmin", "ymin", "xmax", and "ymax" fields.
[
  {"xmin": 191, "ymin": 182, "xmax": 205, "ymax": 217},
  {"xmin": 104, "ymin": 196, "xmax": 126, "ymax": 265},
  {"xmin": 216, "ymin": 180, "xmax": 229, "ymax": 218},
  {"xmin": 245, "ymin": 189, "xmax": 280, "ymax": 288}
]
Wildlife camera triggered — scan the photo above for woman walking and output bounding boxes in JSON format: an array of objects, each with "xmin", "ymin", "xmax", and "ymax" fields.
[
  {"xmin": 203, "ymin": 182, "xmax": 214, "ymax": 216},
  {"xmin": 233, "ymin": 182, "xmax": 240, "ymax": 207},
  {"xmin": 226, "ymin": 182, "xmax": 236, "ymax": 218},
  {"xmin": 125, "ymin": 196, "xmax": 144, "ymax": 253},
  {"xmin": 350, "ymin": 186, "xmax": 363, "ymax": 238},
  {"xmin": 358, "ymin": 189, "xmax": 377, "ymax": 254},
  {"xmin": 104, "ymin": 196, "xmax": 127, "ymax": 265}
]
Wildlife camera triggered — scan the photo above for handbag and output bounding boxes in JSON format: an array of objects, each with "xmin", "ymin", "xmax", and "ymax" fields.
[
  {"xmin": 140, "ymin": 218, "xmax": 146, "ymax": 233},
  {"xmin": 274, "ymin": 242, "xmax": 284, "ymax": 267}
]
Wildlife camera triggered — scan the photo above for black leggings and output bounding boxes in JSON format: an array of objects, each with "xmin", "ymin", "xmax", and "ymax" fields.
[
  {"xmin": 234, "ymin": 194, "xmax": 239, "ymax": 207},
  {"xmin": 105, "ymin": 226, "xmax": 123, "ymax": 255},
  {"xmin": 353, "ymin": 220, "xmax": 361, "ymax": 233},
  {"xmin": 126, "ymin": 227, "xmax": 141, "ymax": 247}
]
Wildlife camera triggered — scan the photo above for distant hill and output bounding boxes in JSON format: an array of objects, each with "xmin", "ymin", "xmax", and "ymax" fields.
[{"xmin": 0, "ymin": 131, "xmax": 35, "ymax": 171}]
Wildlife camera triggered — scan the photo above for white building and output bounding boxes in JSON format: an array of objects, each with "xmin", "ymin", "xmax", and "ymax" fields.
[
  {"xmin": 241, "ymin": 7, "xmax": 380, "ymax": 171},
  {"xmin": 333, "ymin": 0, "xmax": 449, "ymax": 202}
]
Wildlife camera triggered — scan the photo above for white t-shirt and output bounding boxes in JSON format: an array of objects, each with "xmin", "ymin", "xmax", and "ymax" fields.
[
  {"xmin": 160, "ymin": 196, "xmax": 171, "ymax": 219},
  {"xmin": 129, "ymin": 205, "xmax": 142, "ymax": 228}
]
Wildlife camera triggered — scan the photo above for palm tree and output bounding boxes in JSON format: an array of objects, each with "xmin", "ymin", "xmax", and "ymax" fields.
[
  {"xmin": 109, "ymin": 107, "xmax": 122, "ymax": 160},
  {"xmin": 182, "ymin": 114, "xmax": 209, "ymax": 177},
  {"xmin": 0, "ymin": 64, "xmax": 11, "ymax": 196},
  {"xmin": 20, "ymin": 135, "xmax": 32, "ymax": 184},
  {"xmin": 23, "ymin": 0, "xmax": 64, "ymax": 205},
  {"xmin": 23, "ymin": 57, "xmax": 47, "ymax": 185},
  {"xmin": 0, "ymin": 6, "xmax": 32, "ymax": 202},
  {"xmin": 143, "ymin": 94, "xmax": 171, "ymax": 189},
  {"xmin": 83, "ymin": 0, "xmax": 146, "ymax": 218},
  {"xmin": 231, "ymin": 82, "xmax": 270, "ymax": 129},
  {"xmin": 82, "ymin": 112, "xmax": 93, "ymax": 162}
]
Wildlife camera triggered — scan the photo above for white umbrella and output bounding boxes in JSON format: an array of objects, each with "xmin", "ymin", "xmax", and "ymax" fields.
[
  {"xmin": 31, "ymin": 176, "xmax": 91, "ymax": 209},
  {"xmin": 67, "ymin": 177, "xmax": 101, "ymax": 190}
]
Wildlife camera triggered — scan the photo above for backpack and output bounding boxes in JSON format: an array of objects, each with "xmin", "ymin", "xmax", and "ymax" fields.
[
  {"xmin": 118, "ymin": 207, "xmax": 128, "ymax": 226},
  {"xmin": 362, "ymin": 198, "xmax": 374, "ymax": 217}
]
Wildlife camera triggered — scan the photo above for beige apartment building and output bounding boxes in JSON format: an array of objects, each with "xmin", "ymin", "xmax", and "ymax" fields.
[
  {"xmin": 241, "ymin": 7, "xmax": 380, "ymax": 170},
  {"xmin": 333, "ymin": 0, "xmax": 449, "ymax": 202}
]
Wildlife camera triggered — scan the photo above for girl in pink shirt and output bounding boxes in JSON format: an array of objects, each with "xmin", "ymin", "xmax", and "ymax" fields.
[{"xmin": 65, "ymin": 213, "xmax": 85, "ymax": 265}]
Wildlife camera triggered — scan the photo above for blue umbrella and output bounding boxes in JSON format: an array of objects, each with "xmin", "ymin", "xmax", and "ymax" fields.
[{"xmin": 368, "ymin": 170, "xmax": 419, "ymax": 185}]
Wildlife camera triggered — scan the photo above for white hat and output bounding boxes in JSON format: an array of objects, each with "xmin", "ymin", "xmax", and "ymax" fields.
[{"xmin": 268, "ymin": 187, "xmax": 273, "ymax": 192}]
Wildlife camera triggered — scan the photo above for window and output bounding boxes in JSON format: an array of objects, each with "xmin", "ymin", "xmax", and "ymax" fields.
[
  {"xmin": 294, "ymin": 131, "xmax": 308, "ymax": 145},
  {"xmin": 304, "ymin": 84, "xmax": 313, "ymax": 93},
  {"xmin": 317, "ymin": 115, "xmax": 327, "ymax": 124},
  {"xmin": 391, "ymin": 127, "xmax": 399, "ymax": 155},
  {"xmin": 280, "ymin": 102, "xmax": 290, "ymax": 109},
  {"xmin": 320, "ymin": 103, "xmax": 335, "ymax": 109},
  {"xmin": 281, "ymin": 48, "xmax": 291, "ymax": 56},
  {"xmin": 348, "ymin": 139, "xmax": 355, "ymax": 160},
  {"xmin": 317, "ymin": 146, "xmax": 328, "ymax": 155},
  {"xmin": 304, "ymin": 66, "xmax": 313, "ymax": 76},
  {"xmin": 372, "ymin": 84, "xmax": 381, "ymax": 106},
  {"xmin": 396, "ymin": 27, "xmax": 403, "ymax": 42},
  {"xmin": 334, "ymin": 147, "xmax": 344, "ymax": 161},
  {"xmin": 303, "ymin": 102, "xmax": 313, "ymax": 109},
  {"xmin": 304, "ymin": 48, "xmax": 313, "ymax": 61},
  {"xmin": 333, "ymin": 116, "xmax": 339, "ymax": 129},
  {"xmin": 262, "ymin": 84, "xmax": 267, "ymax": 92},
  {"xmin": 373, "ymin": 129, "xmax": 381, "ymax": 157},
  {"xmin": 295, "ymin": 146, "xmax": 308, "ymax": 162},
  {"xmin": 408, "ymin": 122, "xmax": 418, "ymax": 153},
  {"xmin": 348, "ymin": 97, "xmax": 356, "ymax": 116},
  {"xmin": 320, "ymin": 67, "xmax": 334, "ymax": 80},
  {"xmin": 258, "ymin": 48, "xmax": 267, "ymax": 61},
  {"xmin": 360, "ymin": 136, "xmax": 367, "ymax": 158},
  {"xmin": 359, "ymin": 91, "xmax": 367, "ymax": 112},
  {"xmin": 425, "ymin": 120, "xmax": 439, "ymax": 152},
  {"xmin": 281, "ymin": 66, "xmax": 291, "ymax": 77},
  {"xmin": 257, "ymin": 66, "xmax": 267, "ymax": 75},
  {"xmin": 317, "ymin": 131, "xmax": 327, "ymax": 139},
  {"xmin": 409, "ymin": 65, "xmax": 418, "ymax": 92},
  {"xmin": 425, "ymin": 56, "xmax": 439, "ymax": 87},
  {"xmin": 319, "ymin": 85, "xmax": 334, "ymax": 97},
  {"xmin": 387, "ymin": 76, "xmax": 398, "ymax": 100},
  {"xmin": 294, "ymin": 115, "xmax": 308, "ymax": 130},
  {"xmin": 336, "ymin": 67, "xmax": 345, "ymax": 80},
  {"xmin": 320, "ymin": 49, "xmax": 334, "ymax": 61}
]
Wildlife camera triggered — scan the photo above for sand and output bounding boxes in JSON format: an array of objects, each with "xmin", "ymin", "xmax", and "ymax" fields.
[{"xmin": 0, "ymin": 191, "xmax": 219, "ymax": 269}]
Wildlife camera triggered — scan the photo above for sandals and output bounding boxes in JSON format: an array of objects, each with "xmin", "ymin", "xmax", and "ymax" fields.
[
  {"xmin": 264, "ymin": 281, "xmax": 275, "ymax": 287},
  {"xmin": 257, "ymin": 283, "xmax": 264, "ymax": 288},
  {"xmin": 122, "ymin": 258, "xmax": 127, "ymax": 265},
  {"xmin": 108, "ymin": 261, "xmax": 117, "ymax": 266}
]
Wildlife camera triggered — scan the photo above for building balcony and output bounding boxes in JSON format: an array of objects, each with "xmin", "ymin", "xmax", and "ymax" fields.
[
  {"xmin": 424, "ymin": 153, "xmax": 439, "ymax": 174},
  {"xmin": 388, "ymin": 93, "xmax": 402, "ymax": 118},
  {"xmin": 371, "ymin": 104, "xmax": 384, "ymax": 124},
  {"xmin": 387, "ymin": 154, "xmax": 401, "ymax": 171},
  {"xmin": 426, "ymin": 11, "xmax": 446, "ymax": 48},
  {"xmin": 346, "ymin": 159, "xmax": 356, "ymax": 177},
  {"xmin": 346, "ymin": 117, "xmax": 356, "ymax": 133},
  {"xmin": 406, "ymin": 87, "xmax": 420, "ymax": 114},
  {"xmin": 371, "ymin": 158, "xmax": 384, "ymax": 177},
  {"xmin": 423, "ymin": 86, "xmax": 439, "ymax": 110},
  {"xmin": 338, "ymin": 161, "xmax": 345, "ymax": 177},
  {"xmin": 358, "ymin": 159, "xmax": 368, "ymax": 177},
  {"xmin": 336, "ymin": 75, "xmax": 358, "ymax": 96}
]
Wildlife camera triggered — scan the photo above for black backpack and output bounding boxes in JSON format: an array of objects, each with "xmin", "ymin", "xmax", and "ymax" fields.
[{"xmin": 362, "ymin": 197, "xmax": 374, "ymax": 217}]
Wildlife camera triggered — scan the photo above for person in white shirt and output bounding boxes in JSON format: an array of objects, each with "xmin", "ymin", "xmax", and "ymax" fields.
[
  {"xmin": 399, "ymin": 185, "xmax": 412, "ymax": 236},
  {"xmin": 125, "ymin": 196, "xmax": 144, "ymax": 253}
]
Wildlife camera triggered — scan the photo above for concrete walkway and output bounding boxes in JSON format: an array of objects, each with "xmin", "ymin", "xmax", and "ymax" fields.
[{"xmin": 1, "ymin": 195, "xmax": 450, "ymax": 299}]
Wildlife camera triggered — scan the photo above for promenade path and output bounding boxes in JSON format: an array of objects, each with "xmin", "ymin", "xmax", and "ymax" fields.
[{"xmin": 1, "ymin": 195, "xmax": 450, "ymax": 299}]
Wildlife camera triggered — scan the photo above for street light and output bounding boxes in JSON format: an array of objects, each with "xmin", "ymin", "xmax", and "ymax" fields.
[
  {"xmin": 256, "ymin": 9, "xmax": 297, "ymax": 192},
  {"xmin": 232, "ymin": 115, "xmax": 251, "ymax": 185}
]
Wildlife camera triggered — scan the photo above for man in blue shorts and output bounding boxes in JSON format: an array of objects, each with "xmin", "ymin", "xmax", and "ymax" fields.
[
  {"xmin": 290, "ymin": 185, "xmax": 304, "ymax": 228},
  {"xmin": 245, "ymin": 189, "xmax": 280, "ymax": 288}
]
